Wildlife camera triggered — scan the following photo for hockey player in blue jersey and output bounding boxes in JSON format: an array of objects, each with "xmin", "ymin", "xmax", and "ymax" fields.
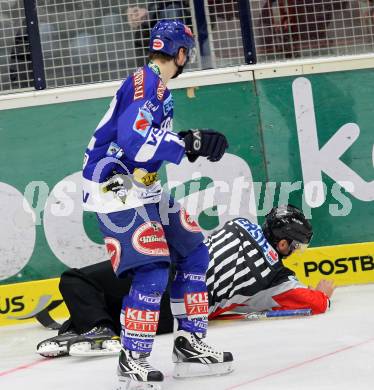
[{"xmin": 82, "ymin": 19, "xmax": 233, "ymax": 389}]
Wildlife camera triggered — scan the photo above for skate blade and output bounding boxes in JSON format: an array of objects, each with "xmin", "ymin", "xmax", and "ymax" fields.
[
  {"xmin": 37, "ymin": 342, "xmax": 67, "ymax": 357},
  {"xmin": 69, "ymin": 340, "xmax": 121, "ymax": 357},
  {"xmin": 117, "ymin": 377, "xmax": 162, "ymax": 390},
  {"xmin": 173, "ymin": 361, "xmax": 234, "ymax": 378}
]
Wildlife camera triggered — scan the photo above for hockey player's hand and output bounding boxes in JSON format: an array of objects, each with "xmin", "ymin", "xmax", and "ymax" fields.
[
  {"xmin": 313, "ymin": 279, "xmax": 335, "ymax": 298},
  {"xmin": 179, "ymin": 129, "xmax": 229, "ymax": 162}
]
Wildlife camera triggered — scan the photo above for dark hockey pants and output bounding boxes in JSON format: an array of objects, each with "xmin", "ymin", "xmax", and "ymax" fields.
[{"xmin": 58, "ymin": 260, "xmax": 174, "ymax": 336}]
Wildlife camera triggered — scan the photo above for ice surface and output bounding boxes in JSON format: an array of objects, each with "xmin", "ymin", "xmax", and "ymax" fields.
[{"xmin": 1, "ymin": 284, "xmax": 374, "ymax": 390}]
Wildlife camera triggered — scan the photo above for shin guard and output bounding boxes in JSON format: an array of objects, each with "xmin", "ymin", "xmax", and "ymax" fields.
[
  {"xmin": 121, "ymin": 287, "xmax": 162, "ymax": 354},
  {"xmin": 120, "ymin": 264, "xmax": 168, "ymax": 354},
  {"xmin": 170, "ymin": 272, "xmax": 209, "ymax": 335}
]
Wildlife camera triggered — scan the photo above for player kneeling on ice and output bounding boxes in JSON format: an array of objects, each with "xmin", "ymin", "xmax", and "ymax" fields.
[
  {"xmin": 79, "ymin": 18, "xmax": 231, "ymax": 389},
  {"xmin": 37, "ymin": 205, "xmax": 334, "ymax": 361}
]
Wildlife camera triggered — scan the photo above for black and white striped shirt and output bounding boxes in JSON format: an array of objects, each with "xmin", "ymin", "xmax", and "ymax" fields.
[{"xmin": 205, "ymin": 218, "xmax": 294, "ymax": 316}]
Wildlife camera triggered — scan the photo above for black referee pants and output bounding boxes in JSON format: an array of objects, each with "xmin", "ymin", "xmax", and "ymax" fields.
[{"xmin": 58, "ymin": 260, "xmax": 174, "ymax": 336}]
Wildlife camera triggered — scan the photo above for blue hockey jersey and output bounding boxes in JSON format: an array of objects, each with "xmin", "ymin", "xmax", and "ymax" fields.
[{"xmin": 82, "ymin": 65, "xmax": 185, "ymax": 213}]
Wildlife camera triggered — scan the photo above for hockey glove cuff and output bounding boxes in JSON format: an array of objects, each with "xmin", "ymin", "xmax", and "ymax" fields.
[{"xmin": 179, "ymin": 129, "xmax": 229, "ymax": 162}]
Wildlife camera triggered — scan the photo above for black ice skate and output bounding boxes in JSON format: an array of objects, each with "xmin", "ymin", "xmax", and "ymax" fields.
[
  {"xmin": 172, "ymin": 330, "xmax": 234, "ymax": 378},
  {"xmin": 117, "ymin": 348, "xmax": 164, "ymax": 390},
  {"xmin": 68, "ymin": 326, "xmax": 121, "ymax": 357},
  {"xmin": 37, "ymin": 330, "xmax": 79, "ymax": 357}
]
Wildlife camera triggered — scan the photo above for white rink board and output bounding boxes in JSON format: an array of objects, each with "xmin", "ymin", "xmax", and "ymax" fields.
[{"xmin": 1, "ymin": 284, "xmax": 374, "ymax": 390}]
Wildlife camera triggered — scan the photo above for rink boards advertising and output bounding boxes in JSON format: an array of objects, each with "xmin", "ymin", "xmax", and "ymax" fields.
[{"xmin": 0, "ymin": 61, "xmax": 373, "ymax": 326}]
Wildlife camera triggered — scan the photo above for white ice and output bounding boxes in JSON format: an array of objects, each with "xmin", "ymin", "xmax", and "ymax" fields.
[{"xmin": 1, "ymin": 284, "xmax": 374, "ymax": 390}]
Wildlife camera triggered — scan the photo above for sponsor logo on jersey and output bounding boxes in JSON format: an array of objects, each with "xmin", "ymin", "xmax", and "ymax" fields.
[
  {"xmin": 143, "ymin": 100, "xmax": 159, "ymax": 112},
  {"xmin": 234, "ymin": 218, "xmax": 279, "ymax": 266},
  {"xmin": 104, "ymin": 237, "xmax": 121, "ymax": 273},
  {"xmin": 124, "ymin": 308, "xmax": 159, "ymax": 333},
  {"xmin": 163, "ymin": 93, "xmax": 173, "ymax": 115},
  {"xmin": 304, "ymin": 256, "xmax": 374, "ymax": 277},
  {"xmin": 133, "ymin": 168, "xmax": 158, "ymax": 186},
  {"xmin": 180, "ymin": 208, "xmax": 201, "ymax": 233},
  {"xmin": 134, "ymin": 121, "xmax": 177, "ymax": 162},
  {"xmin": 133, "ymin": 68, "xmax": 145, "ymax": 100},
  {"xmin": 160, "ymin": 117, "xmax": 172, "ymax": 131},
  {"xmin": 152, "ymin": 38, "xmax": 164, "ymax": 50},
  {"xmin": 105, "ymin": 142, "xmax": 124, "ymax": 158},
  {"xmin": 131, "ymin": 222, "xmax": 170, "ymax": 256},
  {"xmin": 184, "ymin": 292, "xmax": 209, "ymax": 319},
  {"xmin": 133, "ymin": 107, "xmax": 153, "ymax": 136},
  {"xmin": 145, "ymin": 126, "xmax": 165, "ymax": 146},
  {"xmin": 157, "ymin": 80, "xmax": 167, "ymax": 101}
]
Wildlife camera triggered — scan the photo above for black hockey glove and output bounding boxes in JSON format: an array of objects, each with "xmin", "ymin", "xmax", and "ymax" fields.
[{"xmin": 179, "ymin": 129, "xmax": 229, "ymax": 163}]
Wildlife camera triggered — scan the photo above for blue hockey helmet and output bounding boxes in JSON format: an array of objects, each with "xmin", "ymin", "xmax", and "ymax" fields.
[{"xmin": 150, "ymin": 19, "xmax": 196, "ymax": 63}]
